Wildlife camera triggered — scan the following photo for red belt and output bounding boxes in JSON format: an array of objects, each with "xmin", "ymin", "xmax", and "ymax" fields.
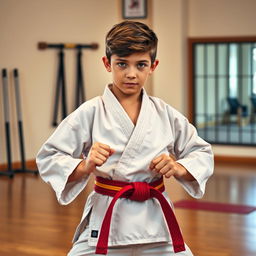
[{"xmin": 94, "ymin": 176, "xmax": 185, "ymax": 255}]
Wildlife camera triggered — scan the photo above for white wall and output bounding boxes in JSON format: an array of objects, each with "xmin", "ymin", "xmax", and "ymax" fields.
[
  {"xmin": 188, "ymin": 0, "xmax": 256, "ymax": 37},
  {"xmin": 0, "ymin": 0, "xmax": 117, "ymax": 163},
  {"xmin": 152, "ymin": 0, "xmax": 188, "ymax": 113}
]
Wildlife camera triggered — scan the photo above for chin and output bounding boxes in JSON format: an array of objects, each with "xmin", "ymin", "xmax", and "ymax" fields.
[{"xmin": 123, "ymin": 88, "xmax": 140, "ymax": 93}]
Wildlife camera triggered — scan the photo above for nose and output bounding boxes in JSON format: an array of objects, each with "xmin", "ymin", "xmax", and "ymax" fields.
[{"xmin": 126, "ymin": 67, "xmax": 137, "ymax": 79}]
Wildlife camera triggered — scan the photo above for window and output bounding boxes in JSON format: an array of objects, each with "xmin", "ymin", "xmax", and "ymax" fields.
[{"xmin": 189, "ymin": 37, "xmax": 256, "ymax": 146}]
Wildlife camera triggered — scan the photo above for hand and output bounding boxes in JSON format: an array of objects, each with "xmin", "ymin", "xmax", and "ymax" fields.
[
  {"xmin": 149, "ymin": 154, "xmax": 188, "ymax": 179},
  {"xmin": 68, "ymin": 142, "xmax": 115, "ymax": 182},
  {"xmin": 85, "ymin": 142, "xmax": 115, "ymax": 174}
]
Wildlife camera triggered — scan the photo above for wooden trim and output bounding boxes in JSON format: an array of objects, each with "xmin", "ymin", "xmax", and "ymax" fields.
[
  {"xmin": 0, "ymin": 159, "xmax": 37, "ymax": 171},
  {"xmin": 187, "ymin": 38, "xmax": 194, "ymax": 123},
  {"xmin": 214, "ymin": 155, "xmax": 256, "ymax": 165},
  {"xmin": 188, "ymin": 36, "xmax": 256, "ymax": 44}
]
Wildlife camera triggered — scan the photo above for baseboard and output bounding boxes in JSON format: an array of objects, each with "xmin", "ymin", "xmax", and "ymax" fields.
[
  {"xmin": 0, "ymin": 159, "xmax": 37, "ymax": 171},
  {"xmin": 214, "ymin": 155, "xmax": 256, "ymax": 165}
]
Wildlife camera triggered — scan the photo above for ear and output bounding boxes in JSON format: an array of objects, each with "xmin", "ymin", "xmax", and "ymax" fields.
[
  {"xmin": 149, "ymin": 59, "xmax": 159, "ymax": 74},
  {"xmin": 102, "ymin": 56, "xmax": 111, "ymax": 72}
]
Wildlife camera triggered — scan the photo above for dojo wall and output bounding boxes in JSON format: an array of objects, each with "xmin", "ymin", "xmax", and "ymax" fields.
[
  {"xmin": 153, "ymin": 0, "xmax": 256, "ymax": 158},
  {"xmin": 0, "ymin": 0, "xmax": 118, "ymax": 164},
  {"xmin": 187, "ymin": 0, "xmax": 256, "ymax": 157},
  {"xmin": 0, "ymin": 0, "xmax": 255, "ymax": 165}
]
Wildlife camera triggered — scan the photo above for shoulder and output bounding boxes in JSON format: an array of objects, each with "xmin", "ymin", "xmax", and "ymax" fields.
[
  {"xmin": 148, "ymin": 95, "xmax": 187, "ymax": 120},
  {"xmin": 64, "ymin": 96, "xmax": 102, "ymax": 129},
  {"xmin": 75, "ymin": 96, "xmax": 102, "ymax": 112}
]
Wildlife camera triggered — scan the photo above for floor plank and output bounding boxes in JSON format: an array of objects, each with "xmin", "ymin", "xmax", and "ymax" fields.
[{"xmin": 0, "ymin": 163, "xmax": 256, "ymax": 256}]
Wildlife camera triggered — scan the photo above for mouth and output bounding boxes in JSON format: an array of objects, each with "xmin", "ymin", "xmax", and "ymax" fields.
[{"xmin": 124, "ymin": 82, "xmax": 139, "ymax": 86}]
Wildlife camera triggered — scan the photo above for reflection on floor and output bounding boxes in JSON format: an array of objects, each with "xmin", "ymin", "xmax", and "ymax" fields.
[{"xmin": 0, "ymin": 162, "xmax": 256, "ymax": 256}]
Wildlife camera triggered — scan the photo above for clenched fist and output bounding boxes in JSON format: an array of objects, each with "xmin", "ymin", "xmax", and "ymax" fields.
[
  {"xmin": 68, "ymin": 142, "xmax": 115, "ymax": 182},
  {"xmin": 85, "ymin": 142, "xmax": 115, "ymax": 173},
  {"xmin": 150, "ymin": 154, "xmax": 195, "ymax": 181}
]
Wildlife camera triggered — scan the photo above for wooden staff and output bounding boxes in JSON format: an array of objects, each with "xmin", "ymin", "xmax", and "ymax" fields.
[
  {"xmin": 0, "ymin": 69, "xmax": 14, "ymax": 178},
  {"xmin": 38, "ymin": 42, "xmax": 98, "ymax": 50},
  {"xmin": 13, "ymin": 69, "xmax": 38, "ymax": 175}
]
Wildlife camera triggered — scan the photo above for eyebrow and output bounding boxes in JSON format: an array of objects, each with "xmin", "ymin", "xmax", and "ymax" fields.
[{"xmin": 115, "ymin": 58, "xmax": 150, "ymax": 63}]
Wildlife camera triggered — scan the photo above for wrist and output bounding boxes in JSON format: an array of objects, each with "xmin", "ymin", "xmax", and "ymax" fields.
[
  {"xmin": 174, "ymin": 163, "xmax": 187, "ymax": 179},
  {"xmin": 68, "ymin": 159, "xmax": 91, "ymax": 183},
  {"xmin": 174, "ymin": 163, "xmax": 195, "ymax": 181},
  {"xmin": 78, "ymin": 159, "xmax": 94, "ymax": 176}
]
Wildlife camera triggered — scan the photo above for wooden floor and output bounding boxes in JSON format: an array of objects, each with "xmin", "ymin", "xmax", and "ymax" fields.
[{"xmin": 1, "ymin": 162, "xmax": 256, "ymax": 256}]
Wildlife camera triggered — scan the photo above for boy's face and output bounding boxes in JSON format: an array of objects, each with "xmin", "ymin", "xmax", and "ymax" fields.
[{"xmin": 102, "ymin": 52, "xmax": 158, "ymax": 98}]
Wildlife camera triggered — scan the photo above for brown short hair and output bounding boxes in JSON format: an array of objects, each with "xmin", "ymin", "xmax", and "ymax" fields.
[{"xmin": 105, "ymin": 21, "xmax": 158, "ymax": 63}]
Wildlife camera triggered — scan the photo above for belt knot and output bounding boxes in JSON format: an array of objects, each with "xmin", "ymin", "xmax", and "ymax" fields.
[{"xmin": 129, "ymin": 182, "xmax": 151, "ymax": 201}]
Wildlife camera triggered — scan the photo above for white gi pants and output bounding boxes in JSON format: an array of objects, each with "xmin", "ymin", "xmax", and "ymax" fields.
[{"xmin": 67, "ymin": 227, "xmax": 194, "ymax": 256}]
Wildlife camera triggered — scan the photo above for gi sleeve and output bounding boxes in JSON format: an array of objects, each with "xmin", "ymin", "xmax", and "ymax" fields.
[
  {"xmin": 36, "ymin": 105, "xmax": 93, "ymax": 205},
  {"xmin": 167, "ymin": 106, "xmax": 214, "ymax": 199}
]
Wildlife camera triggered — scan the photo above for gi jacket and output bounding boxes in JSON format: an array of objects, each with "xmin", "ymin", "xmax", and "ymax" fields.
[{"xmin": 36, "ymin": 84, "xmax": 214, "ymax": 247}]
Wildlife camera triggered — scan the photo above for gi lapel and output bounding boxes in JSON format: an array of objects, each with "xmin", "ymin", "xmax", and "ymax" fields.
[
  {"xmin": 102, "ymin": 84, "xmax": 151, "ymax": 163},
  {"xmin": 120, "ymin": 86, "xmax": 151, "ymax": 161},
  {"xmin": 102, "ymin": 85, "xmax": 134, "ymax": 138}
]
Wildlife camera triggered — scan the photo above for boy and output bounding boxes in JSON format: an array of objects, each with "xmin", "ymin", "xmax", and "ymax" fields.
[{"xmin": 36, "ymin": 21, "xmax": 214, "ymax": 256}]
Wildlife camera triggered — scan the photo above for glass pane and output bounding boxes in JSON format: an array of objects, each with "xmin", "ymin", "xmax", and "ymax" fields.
[
  {"xmin": 229, "ymin": 44, "xmax": 238, "ymax": 97},
  {"xmin": 253, "ymin": 44, "xmax": 256, "ymax": 94},
  {"xmin": 207, "ymin": 45, "xmax": 215, "ymax": 76},
  {"xmin": 195, "ymin": 78, "xmax": 205, "ymax": 114},
  {"xmin": 218, "ymin": 44, "xmax": 228, "ymax": 76},
  {"xmin": 241, "ymin": 44, "xmax": 251, "ymax": 76},
  {"xmin": 193, "ymin": 40, "xmax": 256, "ymax": 146},
  {"xmin": 195, "ymin": 45, "xmax": 204, "ymax": 76},
  {"xmin": 206, "ymin": 78, "xmax": 216, "ymax": 119}
]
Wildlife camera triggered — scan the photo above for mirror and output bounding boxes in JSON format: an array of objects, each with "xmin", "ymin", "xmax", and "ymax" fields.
[{"xmin": 189, "ymin": 38, "xmax": 256, "ymax": 146}]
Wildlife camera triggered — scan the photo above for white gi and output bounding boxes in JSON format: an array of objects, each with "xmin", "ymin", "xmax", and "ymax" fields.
[{"xmin": 36, "ymin": 84, "xmax": 214, "ymax": 255}]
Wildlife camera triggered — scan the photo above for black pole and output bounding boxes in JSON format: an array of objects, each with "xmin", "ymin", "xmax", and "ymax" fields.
[
  {"xmin": 13, "ymin": 69, "xmax": 25, "ymax": 170},
  {"xmin": 60, "ymin": 49, "xmax": 67, "ymax": 120},
  {"xmin": 13, "ymin": 69, "xmax": 38, "ymax": 175},
  {"xmin": 0, "ymin": 69, "xmax": 14, "ymax": 178},
  {"xmin": 75, "ymin": 49, "xmax": 81, "ymax": 109},
  {"xmin": 52, "ymin": 48, "xmax": 67, "ymax": 126},
  {"xmin": 75, "ymin": 48, "xmax": 85, "ymax": 109},
  {"xmin": 52, "ymin": 49, "xmax": 62, "ymax": 126}
]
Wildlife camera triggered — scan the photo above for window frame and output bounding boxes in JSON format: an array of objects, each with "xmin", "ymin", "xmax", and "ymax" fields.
[{"xmin": 188, "ymin": 36, "xmax": 256, "ymax": 146}]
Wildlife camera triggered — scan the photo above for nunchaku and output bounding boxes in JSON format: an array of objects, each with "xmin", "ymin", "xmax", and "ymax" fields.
[
  {"xmin": 38, "ymin": 42, "xmax": 99, "ymax": 126},
  {"xmin": 0, "ymin": 69, "xmax": 38, "ymax": 178}
]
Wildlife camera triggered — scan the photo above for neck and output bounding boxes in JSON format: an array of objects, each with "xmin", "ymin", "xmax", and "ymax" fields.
[
  {"xmin": 110, "ymin": 84, "xmax": 143, "ymax": 104},
  {"xmin": 109, "ymin": 84, "xmax": 143, "ymax": 125}
]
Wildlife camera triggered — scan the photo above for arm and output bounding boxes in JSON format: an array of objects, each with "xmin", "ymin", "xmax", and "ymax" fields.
[
  {"xmin": 36, "ymin": 106, "xmax": 93, "ymax": 204},
  {"xmin": 150, "ymin": 154, "xmax": 195, "ymax": 181},
  {"xmin": 150, "ymin": 105, "xmax": 214, "ymax": 199},
  {"xmin": 68, "ymin": 142, "xmax": 115, "ymax": 182},
  {"xmin": 171, "ymin": 109, "xmax": 214, "ymax": 198}
]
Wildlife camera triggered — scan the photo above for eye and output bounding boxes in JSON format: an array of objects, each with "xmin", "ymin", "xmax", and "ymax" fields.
[
  {"xmin": 137, "ymin": 62, "xmax": 148, "ymax": 69},
  {"xmin": 117, "ymin": 62, "xmax": 127, "ymax": 68}
]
